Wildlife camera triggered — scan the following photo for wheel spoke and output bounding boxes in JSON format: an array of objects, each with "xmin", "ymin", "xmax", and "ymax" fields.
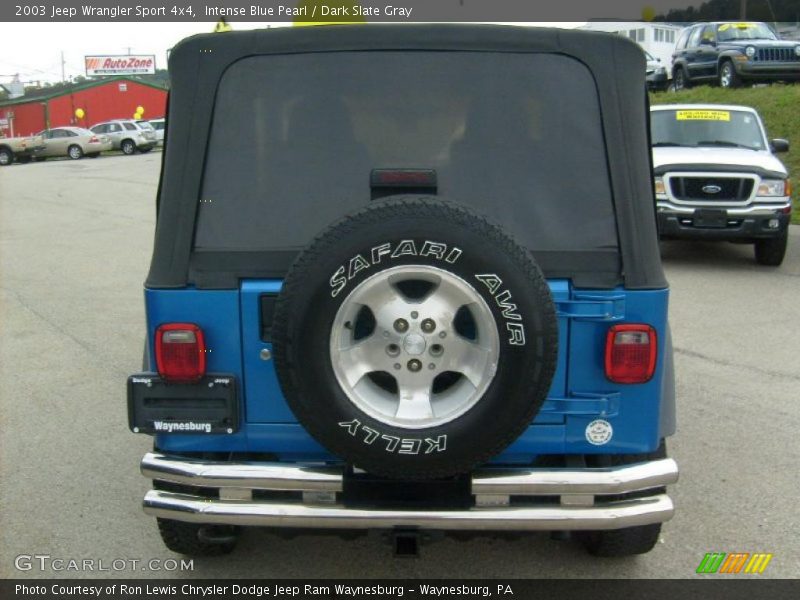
[
  {"xmin": 354, "ymin": 277, "xmax": 402, "ymax": 314},
  {"xmin": 337, "ymin": 335, "xmax": 386, "ymax": 387},
  {"xmin": 394, "ymin": 377, "xmax": 434, "ymax": 420},
  {"xmin": 441, "ymin": 335, "xmax": 496, "ymax": 388}
]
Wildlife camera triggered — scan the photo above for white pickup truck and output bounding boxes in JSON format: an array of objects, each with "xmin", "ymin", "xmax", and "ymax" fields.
[
  {"xmin": 0, "ymin": 133, "xmax": 46, "ymax": 166},
  {"xmin": 651, "ymin": 104, "xmax": 792, "ymax": 266}
]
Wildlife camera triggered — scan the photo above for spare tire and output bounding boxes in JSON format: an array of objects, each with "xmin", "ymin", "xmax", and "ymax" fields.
[{"xmin": 272, "ymin": 197, "xmax": 557, "ymax": 479}]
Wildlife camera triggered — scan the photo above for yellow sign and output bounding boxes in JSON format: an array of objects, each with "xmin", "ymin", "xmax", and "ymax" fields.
[
  {"xmin": 214, "ymin": 17, "xmax": 232, "ymax": 32},
  {"xmin": 74, "ymin": 108, "xmax": 85, "ymax": 119},
  {"xmin": 676, "ymin": 110, "xmax": 731, "ymax": 122},
  {"xmin": 718, "ymin": 23, "xmax": 754, "ymax": 32}
]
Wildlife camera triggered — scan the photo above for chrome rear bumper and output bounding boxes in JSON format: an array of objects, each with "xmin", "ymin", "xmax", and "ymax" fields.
[{"xmin": 141, "ymin": 453, "xmax": 678, "ymax": 531}]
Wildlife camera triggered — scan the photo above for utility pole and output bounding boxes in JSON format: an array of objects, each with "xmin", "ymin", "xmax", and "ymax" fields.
[
  {"xmin": 60, "ymin": 50, "xmax": 65, "ymax": 82},
  {"xmin": 740, "ymin": 0, "xmax": 747, "ymax": 19}
]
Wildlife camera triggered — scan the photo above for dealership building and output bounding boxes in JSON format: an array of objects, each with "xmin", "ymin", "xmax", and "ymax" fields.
[{"xmin": 0, "ymin": 77, "xmax": 167, "ymax": 137}]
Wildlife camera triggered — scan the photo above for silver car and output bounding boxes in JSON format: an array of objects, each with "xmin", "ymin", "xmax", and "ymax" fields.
[
  {"xmin": 90, "ymin": 119, "xmax": 157, "ymax": 155},
  {"xmin": 147, "ymin": 118, "xmax": 165, "ymax": 145},
  {"xmin": 33, "ymin": 127, "xmax": 112, "ymax": 160}
]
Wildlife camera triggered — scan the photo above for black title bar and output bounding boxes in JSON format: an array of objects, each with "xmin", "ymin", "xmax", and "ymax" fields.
[{"xmin": 0, "ymin": 1, "xmax": 763, "ymax": 23}]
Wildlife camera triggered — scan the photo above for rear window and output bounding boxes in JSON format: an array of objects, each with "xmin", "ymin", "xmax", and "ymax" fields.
[
  {"xmin": 196, "ymin": 52, "xmax": 617, "ymax": 253},
  {"xmin": 123, "ymin": 123, "xmax": 137, "ymax": 131}
]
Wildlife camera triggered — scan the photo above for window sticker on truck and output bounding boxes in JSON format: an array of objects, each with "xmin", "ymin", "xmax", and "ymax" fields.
[{"xmin": 676, "ymin": 110, "xmax": 731, "ymax": 122}]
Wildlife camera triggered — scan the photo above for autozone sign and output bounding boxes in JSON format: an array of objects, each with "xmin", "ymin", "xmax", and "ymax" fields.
[{"xmin": 85, "ymin": 55, "xmax": 156, "ymax": 76}]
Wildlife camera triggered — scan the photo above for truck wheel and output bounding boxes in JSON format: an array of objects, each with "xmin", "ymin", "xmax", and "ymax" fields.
[
  {"xmin": 68, "ymin": 145, "xmax": 84, "ymax": 160},
  {"xmin": 718, "ymin": 60, "xmax": 740, "ymax": 88},
  {"xmin": 673, "ymin": 67, "xmax": 689, "ymax": 91},
  {"xmin": 272, "ymin": 196, "xmax": 558, "ymax": 479},
  {"xmin": 156, "ymin": 518, "xmax": 239, "ymax": 556},
  {"xmin": 121, "ymin": 139, "xmax": 136, "ymax": 155},
  {"xmin": 577, "ymin": 442, "xmax": 668, "ymax": 557},
  {"xmin": 754, "ymin": 228, "xmax": 788, "ymax": 266},
  {"xmin": 0, "ymin": 147, "xmax": 14, "ymax": 166}
]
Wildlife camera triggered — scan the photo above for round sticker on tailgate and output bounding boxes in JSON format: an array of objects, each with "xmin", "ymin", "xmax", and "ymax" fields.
[{"xmin": 585, "ymin": 419, "xmax": 613, "ymax": 445}]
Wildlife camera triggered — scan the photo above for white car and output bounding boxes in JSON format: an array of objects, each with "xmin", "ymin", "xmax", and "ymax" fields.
[
  {"xmin": 90, "ymin": 119, "xmax": 157, "ymax": 155},
  {"xmin": 651, "ymin": 104, "xmax": 791, "ymax": 266}
]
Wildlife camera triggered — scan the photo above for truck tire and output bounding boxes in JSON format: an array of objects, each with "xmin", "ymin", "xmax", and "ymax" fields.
[
  {"xmin": 718, "ymin": 60, "xmax": 741, "ymax": 88},
  {"xmin": 754, "ymin": 228, "xmax": 788, "ymax": 266},
  {"xmin": 577, "ymin": 442, "xmax": 668, "ymax": 557},
  {"xmin": 0, "ymin": 147, "xmax": 13, "ymax": 166},
  {"xmin": 672, "ymin": 67, "xmax": 690, "ymax": 91},
  {"xmin": 272, "ymin": 197, "xmax": 558, "ymax": 479},
  {"xmin": 156, "ymin": 518, "xmax": 238, "ymax": 556}
]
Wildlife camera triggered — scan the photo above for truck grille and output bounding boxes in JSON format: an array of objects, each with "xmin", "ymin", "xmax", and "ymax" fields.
[
  {"xmin": 669, "ymin": 176, "xmax": 754, "ymax": 202},
  {"xmin": 754, "ymin": 47, "xmax": 797, "ymax": 62}
]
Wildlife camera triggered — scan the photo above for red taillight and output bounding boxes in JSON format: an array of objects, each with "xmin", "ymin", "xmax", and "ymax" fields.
[
  {"xmin": 155, "ymin": 323, "xmax": 206, "ymax": 382},
  {"xmin": 605, "ymin": 324, "xmax": 657, "ymax": 384},
  {"xmin": 89, "ymin": 135, "xmax": 99, "ymax": 143}
]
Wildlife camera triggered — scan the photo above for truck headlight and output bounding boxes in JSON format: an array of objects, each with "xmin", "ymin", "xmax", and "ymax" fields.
[
  {"xmin": 654, "ymin": 177, "xmax": 667, "ymax": 198},
  {"xmin": 745, "ymin": 46, "xmax": 756, "ymax": 58},
  {"xmin": 757, "ymin": 179, "xmax": 788, "ymax": 197}
]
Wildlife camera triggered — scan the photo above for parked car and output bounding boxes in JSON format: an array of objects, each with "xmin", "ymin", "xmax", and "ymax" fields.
[
  {"xmin": 32, "ymin": 127, "xmax": 112, "ymax": 160},
  {"xmin": 652, "ymin": 103, "xmax": 791, "ymax": 265},
  {"xmin": 672, "ymin": 21, "xmax": 800, "ymax": 89},
  {"xmin": 147, "ymin": 118, "xmax": 165, "ymax": 145},
  {"xmin": 646, "ymin": 51, "xmax": 669, "ymax": 91},
  {"xmin": 0, "ymin": 132, "xmax": 45, "ymax": 166},
  {"xmin": 130, "ymin": 25, "xmax": 678, "ymax": 558},
  {"xmin": 89, "ymin": 119, "xmax": 156, "ymax": 154}
]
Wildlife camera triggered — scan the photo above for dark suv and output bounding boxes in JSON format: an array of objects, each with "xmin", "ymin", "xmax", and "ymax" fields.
[
  {"xmin": 128, "ymin": 26, "xmax": 678, "ymax": 559},
  {"xmin": 672, "ymin": 21, "xmax": 800, "ymax": 89}
]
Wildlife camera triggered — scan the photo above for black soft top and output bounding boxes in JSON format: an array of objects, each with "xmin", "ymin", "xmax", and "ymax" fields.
[{"xmin": 147, "ymin": 24, "xmax": 666, "ymax": 290}]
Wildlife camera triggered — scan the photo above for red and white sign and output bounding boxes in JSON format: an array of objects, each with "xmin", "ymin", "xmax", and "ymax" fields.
[{"xmin": 85, "ymin": 55, "xmax": 156, "ymax": 76}]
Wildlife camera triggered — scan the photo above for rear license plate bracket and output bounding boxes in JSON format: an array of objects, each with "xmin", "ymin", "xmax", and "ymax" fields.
[{"xmin": 127, "ymin": 373, "xmax": 239, "ymax": 434}]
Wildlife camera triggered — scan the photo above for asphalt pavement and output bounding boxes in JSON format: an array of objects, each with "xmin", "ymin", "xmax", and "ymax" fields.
[{"xmin": 1, "ymin": 154, "xmax": 798, "ymax": 578}]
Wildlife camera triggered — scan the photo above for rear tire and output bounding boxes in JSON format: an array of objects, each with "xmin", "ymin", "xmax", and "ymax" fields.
[
  {"xmin": 68, "ymin": 145, "xmax": 84, "ymax": 160},
  {"xmin": 121, "ymin": 139, "xmax": 136, "ymax": 155},
  {"xmin": 577, "ymin": 442, "xmax": 668, "ymax": 557},
  {"xmin": 754, "ymin": 228, "xmax": 788, "ymax": 266},
  {"xmin": 156, "ymin": 518, "xmax": 239, "ymax": 556}
]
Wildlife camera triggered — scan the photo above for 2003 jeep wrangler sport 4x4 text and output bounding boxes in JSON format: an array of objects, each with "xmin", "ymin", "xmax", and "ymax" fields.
[{"xmin": 128, "ymin": 25, "xmax": 679, "ymax": 558}]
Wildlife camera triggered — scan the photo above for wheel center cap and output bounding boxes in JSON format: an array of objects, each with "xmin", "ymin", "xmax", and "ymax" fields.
[{"xmin": 403, "ymin": 333, "xmax": 427, "ymax": 356}]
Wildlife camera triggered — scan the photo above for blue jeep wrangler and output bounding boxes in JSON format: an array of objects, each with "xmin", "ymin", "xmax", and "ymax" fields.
[{"xmin": 128, "ymin": 25, "xmax": 678, "ymax": 558}]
